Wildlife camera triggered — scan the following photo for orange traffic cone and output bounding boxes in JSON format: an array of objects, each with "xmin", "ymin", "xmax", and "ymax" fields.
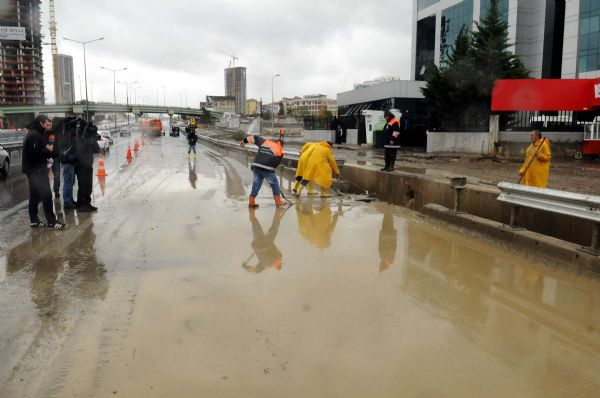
[
  {"xmin": 96, "ymin": 153, "xmax": 108, "ymax": 176},
  {"xmin": 134, "ymin": 138, "xmax": 139, "ymax": 153},
  {"xmin": 126, "ymin": 145, "xmax": 132, "ymax": 163}
]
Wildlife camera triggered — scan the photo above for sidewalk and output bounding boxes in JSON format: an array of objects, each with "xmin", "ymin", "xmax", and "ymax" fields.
[{"xmin": 200, "ymin": 127, "xmax": 600, "ymax": 196}]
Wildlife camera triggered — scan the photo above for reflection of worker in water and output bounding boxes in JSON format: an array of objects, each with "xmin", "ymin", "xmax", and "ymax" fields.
[
  {"xmin": 7, "ymin": 217, "xmax": 107, "ymax": 320},
  {"xmin": 378, "ymin": 213, "xmax": 397, "ymax": 272},
  {"xmin": 294, "ymin": 141, "xmax": 339, "ymax": 198},
  {"xmin": 242, "ymin": 208, "xmax": 284, "ymax": 273},
  {"xmin": 188, "ymin": 159, "xmax": 197, "ymax": 189},
  {"xmin": 296, "ymin": 199, "xmax": 340, "ymax": 249}
]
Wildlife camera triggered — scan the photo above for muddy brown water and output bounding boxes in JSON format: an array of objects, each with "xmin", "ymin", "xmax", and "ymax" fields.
[{"xmin": 1, "ymin": 135, "xmax": 600, "ymax": 397}]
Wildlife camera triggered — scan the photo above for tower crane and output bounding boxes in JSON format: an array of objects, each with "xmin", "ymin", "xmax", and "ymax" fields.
[
  {"xmin": 218, "ymin": 50, "xmax": 238, "ymax": 68},
  {"xmin": 49, "ymin": 0, "xmax": 59, "ymax": 103}
]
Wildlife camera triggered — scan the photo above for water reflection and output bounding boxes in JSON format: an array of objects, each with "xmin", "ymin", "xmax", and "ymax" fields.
[
  {"xmin": 295, "ymin": 199, "xmax": 340, "ymax": 249},
  {"xmin": 242, "ymin": 208, "xmax": 284, "ymax": 273},
  {"xmin": 401, "ymin": 222, "xmax": 600, "ymax": 388},
  {"xmin": 378, "ymin": 213, "xmax": 397, "ymax": 272},
  {"xmin": 6, "ymin": 215, "xmax": 108, "ymax": 322},
  {"xmin": 188, "ymin": 159, "xmax": 197, "ymax": 189}
]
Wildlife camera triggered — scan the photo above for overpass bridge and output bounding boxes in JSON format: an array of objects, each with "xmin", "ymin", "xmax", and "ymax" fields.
[{"xmin": 0, "ymin": 103, "xmax": 221, "ymax": 118}]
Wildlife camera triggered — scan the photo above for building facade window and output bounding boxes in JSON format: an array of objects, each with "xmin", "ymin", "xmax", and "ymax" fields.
[
  {"xmin": 579, "ymin": 0, "xmax": 600, "ymax": 73},
  {"xmin": 415, "ymin": 15, "xmax": 436, "ymax": 80},
  {"xmin": 440, "ymin": 0, "xmax": 474, "ymax": 63},
  {"xmin": 480, "ymin": 0, "xmax": 509, "ymax": 23},
  {"xmin": 417, "ymin": 0, "xmax": 439, "ymax": 11}
]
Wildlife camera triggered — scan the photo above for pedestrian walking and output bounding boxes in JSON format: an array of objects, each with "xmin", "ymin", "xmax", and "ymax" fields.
[
  {"xmin": 240, "ymin": 131, "xmax": 286, "ymax": 208},
  {"xmin": 187, "ymin": 126, "xmax": 198, "ymax": 157},
  {"xmin": 75, "ymin": 122, "xmax": 100, "ymax": 212},
  {"xmin": 294, "ymin": 141, "xmax": 339, "ymax": 198},
  {"xmin": 518, "ymin": 130, "xmax": 551, "ymax": 188},
  {"xmin": 22, "ymin": 115, "xmax": 66, "ymax": 229},
  {"xmin": 381, "ymin": 110, "xmax": 401, "ymax": 171},
  {"xmin": 335, "ymin": 124, "xmax": 344, "ymax": 145}
]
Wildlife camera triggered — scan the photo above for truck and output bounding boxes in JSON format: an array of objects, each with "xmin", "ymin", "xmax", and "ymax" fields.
[{"xmin": 140, "ymin": 119, "xmax": 163, "ymax": 136}]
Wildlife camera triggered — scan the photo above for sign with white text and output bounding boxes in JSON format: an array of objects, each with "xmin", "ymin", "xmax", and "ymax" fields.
[
  {"xmin": 0, "ymin": 26, "xmax": 26, "ymax": 41},
  {"xmin": 595, "ymin": 83, "xmax": 600, "ymax": 99}
]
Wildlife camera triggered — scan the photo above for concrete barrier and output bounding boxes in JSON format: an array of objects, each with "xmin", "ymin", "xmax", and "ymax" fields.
[
  {"xmin": 346, "ymin": 129, "xmax": 358, "ymax": 145},
  {"xmin": 426, "ymin": 131, "xmax": 490, "ymax": 154},
  {"xmin": 303, "ymin": 130, "xmax": 334, "ymax": 142}
]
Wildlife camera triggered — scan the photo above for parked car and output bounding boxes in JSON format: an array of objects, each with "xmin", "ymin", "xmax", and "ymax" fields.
[
  {"xmin": 97, "ymin": 134, "xmax": 110, "ymax": 152},
  {"xmin": 99, "ymin": 130, "xmax": 113, "ymax": 144},
  {"xmin": 119, "ymin": 127, "xmax": 131, "ymax": 137},
  {"xmin": 0, "ymin": 145, "xmax": 10, "ymax": 176}
]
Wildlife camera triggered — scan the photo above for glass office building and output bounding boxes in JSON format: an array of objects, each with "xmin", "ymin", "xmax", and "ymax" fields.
[{"xmin": 412, "ymin": 0, "xmax": 598, "ymax": 80}]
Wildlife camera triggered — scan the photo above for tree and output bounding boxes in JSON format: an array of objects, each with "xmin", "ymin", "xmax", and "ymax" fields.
[{"xmin": 421, "ymin": 0, "xmax": 528, "ymax": 130}]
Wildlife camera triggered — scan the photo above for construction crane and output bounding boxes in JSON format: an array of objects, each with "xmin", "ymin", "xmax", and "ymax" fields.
[
  {"xmin": 218, "ymin": 50, "xmax": 238, "ymax": 68},
  {"xmin": 49, "ymin": 0, "xmax": 59, "ymax": 103}
]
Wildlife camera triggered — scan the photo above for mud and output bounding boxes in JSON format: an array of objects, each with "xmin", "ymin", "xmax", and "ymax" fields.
[{"xmin": 1, "ymin": 133, "xmax": 600, "ymax": 397}]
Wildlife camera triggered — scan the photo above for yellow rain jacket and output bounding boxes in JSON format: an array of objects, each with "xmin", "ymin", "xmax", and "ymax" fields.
[
  {"xmin": 519, "ymin": 139, "xmax": 551, "ymax": 188},
  {"xmin": 295, "ymin": 142, "xmax": 318, "ymax": 181},
  {"xmin": 302, "ymin": 142, "xmax": 340, "ymax": 189}
]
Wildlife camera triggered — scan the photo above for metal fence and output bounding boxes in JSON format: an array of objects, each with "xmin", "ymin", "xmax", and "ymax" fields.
[
  {"xmin": 437, "ymin": 112, "xmax": 490, "ymax": 132},
  {"xmin": 500, "ymin": 110, "xmax": 600, "ymax": 132}
]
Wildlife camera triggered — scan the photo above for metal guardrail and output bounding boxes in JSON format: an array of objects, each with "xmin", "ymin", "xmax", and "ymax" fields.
[
  {"xmin": 497, "ymin": 182, "xmax": 600, "ymax": 255},
  {"xmin": 0, "ymin": 103, "xmax": 209, "ymax": 117}
]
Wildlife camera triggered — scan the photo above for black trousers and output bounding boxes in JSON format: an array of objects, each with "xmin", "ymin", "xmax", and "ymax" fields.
[
  {"xmin": 51, "ymin": 160, "xmax": 60, "ymax": 194},
  {"xmin": 76, "ymin": 166, "xmax": 93, "ymax": 207},
  {"xmin": 27, "ymin": 171, "xmax": 57, "ymax": 224},
  {"xmin": 384, "ymin": 147, "xmax": 398, "ymax": 169}
]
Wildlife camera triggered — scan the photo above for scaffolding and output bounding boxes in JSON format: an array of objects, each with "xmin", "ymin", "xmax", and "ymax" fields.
[{"xmin": 0, "ymin": 0, "xmax": 45, "ymax": 106}]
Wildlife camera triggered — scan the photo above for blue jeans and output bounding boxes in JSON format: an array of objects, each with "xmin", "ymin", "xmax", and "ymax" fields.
[
  {"xmin": 62, "ymin": 163, "xmax": 76, "ymax": 205},
  {"xmin": 250, "ymin": 168, "xmax": 281, "ymax": 197},
  {"xmin": 188, "ymin": 144, "xmax": 196, "ymax": 153}
]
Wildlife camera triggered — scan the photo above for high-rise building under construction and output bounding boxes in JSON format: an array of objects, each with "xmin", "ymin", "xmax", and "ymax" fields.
[
  {"xmin": 56, "ymin": 54, "xmax": 74, "ymax": 104},
  {"xmin": 0, "ymin": 0, "xmax": 45, "ymax": 105},
  {"xmin": 224, "ymin": 66, "xmax": 246, "ymax": 115}
]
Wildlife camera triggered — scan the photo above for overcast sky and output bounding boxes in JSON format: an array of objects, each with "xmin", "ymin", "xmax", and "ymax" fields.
[{"xmin": 41, "ymin": 0, "xmax": 413, "ymax": 107}]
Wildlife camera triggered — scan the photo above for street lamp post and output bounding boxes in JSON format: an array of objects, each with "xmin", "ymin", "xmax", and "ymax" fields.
[
  {"xmin": 63, "ymin": 36, "xmax": 104, "ymax": 122},
  {"xmin": 118, "ymin": 80, "xmax": 138, "ymax": 127},
  {"xmin": 100, "ymin": 65, "xmax": 127, "ymax": 131},
  {"xmin": 271, "ymin": 74, "xmax": 280, "ymax": 132},
  {"xmin": 162, "ymin": 85, "xmax": 166, "ymax": 106},
  {"xmin": 184, "ymin": 90, "xmax": 188, "ymax": 107}
]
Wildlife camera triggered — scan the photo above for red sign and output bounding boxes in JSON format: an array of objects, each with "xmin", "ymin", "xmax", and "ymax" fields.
[{"xmin": 491, "ymin": 78, "xmax": 600, "ymax": 111}]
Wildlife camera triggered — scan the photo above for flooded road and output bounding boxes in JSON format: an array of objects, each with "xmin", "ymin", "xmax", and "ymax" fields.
[{"xmin": 1, "ymin": 133, "xmax": 600, "ymax": 397}]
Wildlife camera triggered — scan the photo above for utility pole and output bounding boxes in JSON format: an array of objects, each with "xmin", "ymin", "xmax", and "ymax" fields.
[
  {"xmin": 100, "ymin": 66, "xmax": 127, "ymax": 131},
  {"xmin": 271, "ymin": 74, "xmax": 280, "ymax": 133},
  {"xmin": 118, "ymin": 80, "xmax": 137, "ymax": 127},
  {"xmin": 64, "ymin": 36, "xmax": 104, "ymax": 121}
]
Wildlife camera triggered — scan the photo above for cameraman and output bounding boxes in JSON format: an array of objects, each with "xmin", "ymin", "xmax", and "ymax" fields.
[{"xmin": 75, "ymin": 122, "xmax": 100, "ymax": 212}]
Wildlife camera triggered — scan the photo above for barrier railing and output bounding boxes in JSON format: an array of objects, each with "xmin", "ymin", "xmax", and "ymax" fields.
[{"xmin": 497, "ymin": 182, "xmax": 600, "ymax": 255}]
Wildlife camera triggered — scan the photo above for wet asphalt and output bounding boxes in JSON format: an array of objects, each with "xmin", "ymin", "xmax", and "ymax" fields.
[{"xmin": 1, "ymin": 132, "xmax": 600, "ymax": 397}]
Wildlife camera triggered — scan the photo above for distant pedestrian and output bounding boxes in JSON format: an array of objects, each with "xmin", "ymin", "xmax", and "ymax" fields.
[
  {"xmin": 335, "ymin": 124, "xmax": 344, "ymax": 145},
  {"xmin": 294, "ymin": 141, "xmax": 339, "ymax": 198},
  {"xmin": 240, "ymin": 131, "xmax": 286, "ymax": 208},
  {"xmin": 75, "ymin": 122, "xmax": 100, "ymax": 212},
  {"xmin": 381, "ymin": 110, "xmax": 401, "ymax": 171},
  {"xmin": 519, "ymin": 130, "xmax": 551, "ymax": 188},
  {"xmin": 187, "ymin": 127, "xmax": 198, "ymax": 157},
  {"xmin": 22, "ymin": 115, "xmax": 66, "ymax": 229}
]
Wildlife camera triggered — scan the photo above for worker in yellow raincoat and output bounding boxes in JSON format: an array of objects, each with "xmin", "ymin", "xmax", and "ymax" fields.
[
  {"xmin": 293, "ymin": 142, "xmax": 318, "ymax": 195},
  {"xmin": 294, "ymin": 141, "xmax": 340, "ymax": 198},
  {"xmin": 518, "ymin": 130, "xmax": 551, "ymax": 188}
]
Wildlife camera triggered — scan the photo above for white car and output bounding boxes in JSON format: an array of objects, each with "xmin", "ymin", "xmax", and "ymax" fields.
[
  {"xmin": 96, "ymin": 134, "xmax": 110, "ymax": 152},
  {"xmin": 99, "ymin": 130, "xmax": 113, "ymax": 144}
]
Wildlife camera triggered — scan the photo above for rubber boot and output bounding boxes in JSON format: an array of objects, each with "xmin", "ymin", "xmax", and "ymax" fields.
[
  {"xmin": 274, "ymin": 195, "xmax": 286, "ymax": 207},
  {"xmin": 294, "ymin": 184, "xmax": 305, "ymax": 197},
  {"xmin": 320, "ymin": 188, "xmax": 330, "ymax": 198},
  {"xmin": 307, "ymin": 182, "xmax": 316, "ymax": 196},
  {"xmin": 292, "ymin": 181, "xmax": 300, "ymax": 194},
  {"xmin": 249, "ymin": 196, "xmax": 259, "ymax": 208}
]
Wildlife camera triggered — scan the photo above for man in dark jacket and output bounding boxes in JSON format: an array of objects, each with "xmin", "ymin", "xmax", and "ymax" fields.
[
  {"xmin": 187, "ymin": 127, "xmax": 198, "ymax": 157},
  {"xmin": 240, "ymin": 131, "xmax": 286, "ymax": 208},
  {"xmin": 75, "ymin": 123, "xmax": 100, "ymax": 212},
  {"xmin": 381, "ymin": 110, "xmax": 401, "ymax": 171},
  {"xmin": 22, "ymin": 115, "xmax": 66, "ymax": 229},
  {"xmin": 58, "ymin": 117, "xmax": 80, "ymax": 209}
]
